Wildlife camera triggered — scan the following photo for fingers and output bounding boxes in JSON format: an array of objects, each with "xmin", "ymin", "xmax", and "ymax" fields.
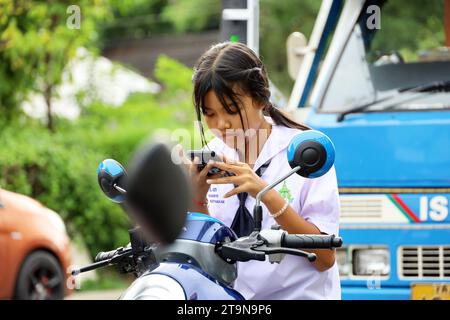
[
  {"xmin": 173, "ymin": 144, "xmax": 191, "ymax": 169},
  {"xmin": 224, "ymin": 186, "xmax": 246, "ymax": 198},
  {"xmin": 196, "ymin": 159, "xmax": 224, "ymax": 179},
  {"xmin": 190, "ymin": 157, "xmax": 227, "ymax": 180},
  {"xmin": 189, "ymin": 156, "xmax": 201, "ymax": 175},
  {"xmin": 208, "ymin": 161, "xmax": 242, "ymax": 174},
  {"xmin": 192, "ymin": 156, "xmax": 200, "ymax": 165},
  {"xmin": 207, "ymin": 170, "xmax": 226, "ymax": 179},
  {"xmin": 221, "ymin": 154, "xmax": 245, "ymax": 166},
  {"xmin": 206, "ymin": 175, "xmax": 239, "ymax": 185}
]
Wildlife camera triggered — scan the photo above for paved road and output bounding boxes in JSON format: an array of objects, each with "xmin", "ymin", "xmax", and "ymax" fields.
[{"xmin": 65, "ymin": 289, "xmax": 124, "ymax": 300}]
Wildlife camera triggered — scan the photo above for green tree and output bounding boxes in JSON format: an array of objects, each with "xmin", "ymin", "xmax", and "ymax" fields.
[
  {"xmin": 367, "ymin": 0, "xmax": 445, "ymax": 62},
  {"xmin": 100, "ymin": 0, "xmax": 173, "ymax": 40},
  {"xmin": 162, "ymin": 0, "xmax": 221, "ymax": 33},
  {"xmin": 0, "ymin": 55, "xmax": 197, "ymax": 257},
  {"xmin": 0, "ymin": 0, "xmax": 109, "ymax": 130}
]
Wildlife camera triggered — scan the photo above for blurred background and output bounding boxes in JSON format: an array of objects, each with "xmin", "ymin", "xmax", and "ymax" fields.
[{"xmin": 1, "ymin": 0, "xmax": 448, "ymax": 300}]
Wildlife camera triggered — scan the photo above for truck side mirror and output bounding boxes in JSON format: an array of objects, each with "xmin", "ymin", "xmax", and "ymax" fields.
[{"xmin": 287, "ymin": 32, "xmax": 309, "ymax": 80}]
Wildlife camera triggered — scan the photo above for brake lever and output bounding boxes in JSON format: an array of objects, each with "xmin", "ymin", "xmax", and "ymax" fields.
[
  {"xmin": 216, "ymin": 234, "xmax": 266, "ymax": 262},
  {"xmin": 253, "ymin": 246, "xmax": 317, "ymax": 262}
]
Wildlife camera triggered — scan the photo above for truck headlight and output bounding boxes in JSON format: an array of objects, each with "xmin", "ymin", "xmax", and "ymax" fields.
[
  {"xmin": 336, "ymin": 248, "xmax": 351, "ymax": 277},
  {"xmin": 353, "ymin": 248, "xmax": 390, "ymax": 276}
]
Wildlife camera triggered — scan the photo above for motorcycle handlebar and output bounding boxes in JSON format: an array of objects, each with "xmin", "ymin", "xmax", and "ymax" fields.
[
  {"xmin": 281, "ymin": 234, "xmax": 343, "ymax": 249},
  {"xmin": 95, "ymin": 249, "xmax": 119, "ymax": 262},
  {"xmin": 95, "ymin": 246, "xmax": 131, "ymax": 262},
  {"xmin": 72, "ymin": 246, "xmax": 133, "ymax": 276}
]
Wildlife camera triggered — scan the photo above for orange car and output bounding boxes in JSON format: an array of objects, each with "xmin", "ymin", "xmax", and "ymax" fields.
[{"xmin": 0, "ymin": 188, "xmax": 72, "ymax": 299}]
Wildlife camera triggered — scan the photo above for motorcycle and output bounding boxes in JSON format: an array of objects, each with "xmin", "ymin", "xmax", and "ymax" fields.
[{"xmin": 72, "ymin": 130, "xmax": 343, "ymax": 300}]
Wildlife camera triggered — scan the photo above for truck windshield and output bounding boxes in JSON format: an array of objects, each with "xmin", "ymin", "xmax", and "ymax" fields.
[{"xmin": 319, "ymin": 0, "xmax": 450, "ymax": 113}]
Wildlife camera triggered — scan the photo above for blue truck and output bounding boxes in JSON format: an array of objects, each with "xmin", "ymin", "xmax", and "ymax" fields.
[{"xmin": 285, "ymin": 0, "xmax": 450, "ymax": 299}]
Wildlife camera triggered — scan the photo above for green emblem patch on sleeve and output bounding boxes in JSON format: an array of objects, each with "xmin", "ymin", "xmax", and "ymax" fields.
[{"xmin": 278, "ymin": 181, "xmax": 293, "ymax": 203}]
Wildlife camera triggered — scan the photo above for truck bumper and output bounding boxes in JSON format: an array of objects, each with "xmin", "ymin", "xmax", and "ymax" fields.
[{"xmin": 342, "ymin": 286, "xmax": 411, "ymax": 300}]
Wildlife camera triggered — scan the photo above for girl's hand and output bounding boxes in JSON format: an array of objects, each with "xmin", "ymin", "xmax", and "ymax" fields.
[
  {"xmin": 174, "ymin": 145, "xmax": 224, "ymax": 201},
  {"xmin": 189, "ymin": 157, "xmax": 225, "ymax": 200},
  {"xmin": 205, "ymin": 156, "xmax": 268, "ymax": 199}
]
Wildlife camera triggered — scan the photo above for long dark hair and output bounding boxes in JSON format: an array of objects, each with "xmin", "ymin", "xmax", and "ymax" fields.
[{"xmin": 192, "ymin": 41, "xmax": 310, "ymax": 148}]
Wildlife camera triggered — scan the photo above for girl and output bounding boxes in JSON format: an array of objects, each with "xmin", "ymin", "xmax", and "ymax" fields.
[{"xmin": 187, "ymin": 42, "xmax": 341, "ymax": 300}]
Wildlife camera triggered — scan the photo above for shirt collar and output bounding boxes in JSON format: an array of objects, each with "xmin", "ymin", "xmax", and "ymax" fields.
[
  {"xmin": 252, "ymin": 116, "xmax": 301, "ymax": 170},
  {"xmin": 207, "ymin": 116, "xmax": 302, "ymax": 172}
]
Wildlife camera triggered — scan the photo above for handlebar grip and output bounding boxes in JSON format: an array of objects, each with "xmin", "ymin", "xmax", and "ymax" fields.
[
  {"xmin": 95, "ymin": 249, "xmax": 118, "ymax": 262},
  {"xmin": 281, "ymin": 234, "xmax": 343, "ymax": 249}
]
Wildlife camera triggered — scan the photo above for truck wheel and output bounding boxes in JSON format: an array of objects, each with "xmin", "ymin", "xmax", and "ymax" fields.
[{"xmin": 14, "ymin": 251, "xmax": 65, "ymax": 300}]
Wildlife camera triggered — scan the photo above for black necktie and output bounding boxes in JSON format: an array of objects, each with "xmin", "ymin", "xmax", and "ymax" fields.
[{"xmin": 230, "ymin": 160, "xmax": 271, "ymax": 237}]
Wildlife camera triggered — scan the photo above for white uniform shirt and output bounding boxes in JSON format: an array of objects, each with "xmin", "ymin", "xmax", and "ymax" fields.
[{"xmin": 205, "ymin": 117, "xmax": 341, "ymax": 300}]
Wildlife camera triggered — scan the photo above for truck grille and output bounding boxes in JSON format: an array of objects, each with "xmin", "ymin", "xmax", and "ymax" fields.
[
  {"xmin": 399, "ymin": 246, "xmax": 450, "ymax": 279},
  {"xmin": 340, "ymin": 199, "xmax": 382, "ymax": 218}
]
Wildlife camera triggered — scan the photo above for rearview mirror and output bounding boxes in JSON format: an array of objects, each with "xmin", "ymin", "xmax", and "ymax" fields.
[
  {"xmin": 97, "ymin": 159, "xmax": 127, "ymax": 203},
  {"xmin": 287, "ymin": 130, "xmax": 335, "ymax": 178},
  {"xmin": 126, "ymin": 142, "xmax": 190, "ymax": 244}
]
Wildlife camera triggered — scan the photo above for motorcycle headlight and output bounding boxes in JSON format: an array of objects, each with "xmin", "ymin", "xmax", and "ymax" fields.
[{"xmin": 353, "ymin": 248, "xmax": 390, "ymax": 276}]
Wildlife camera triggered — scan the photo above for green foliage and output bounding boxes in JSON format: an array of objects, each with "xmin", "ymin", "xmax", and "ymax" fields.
[
  {"xmin": 154, "ymin": 54, "xmax": 193, "ymax": 93},
  {"xmin": 100, "ymin": 0, "xmax": 221, "ymax": 41},
  {"xmin": 0, "ymin": 0, "xmax": 109, "ymax": 125},
  {"xmin": 162, "ymin": 0, "xmax": 221, "ymax": 33},
  {"xmin": 100, "ymin": 0, "xmax": 173, "ymax": 40},
  {"xmin": 0, "ymin": 117, "xmax": 131, "ymax": 256},
  {"xmin": 368, "ymin": 0, "xmax": 445, "ymax": 62},
  {"xmin": 0, "ymin": 55, "xmax": 197, "ymax": 257}
]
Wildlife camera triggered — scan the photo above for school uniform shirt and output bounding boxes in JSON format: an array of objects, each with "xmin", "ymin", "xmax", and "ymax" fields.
[{"xmin": 205, "ymin": 116, "xmax": 341, "ymax": 300}]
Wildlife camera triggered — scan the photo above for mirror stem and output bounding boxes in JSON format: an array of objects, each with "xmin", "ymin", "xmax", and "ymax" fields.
[
  {"xmin": 253, "ymin": 166, "xmax": 301, "ymax": 231},
  {"xmin": 114, "ymin": 184, "xmax": 127, "ymax": 194}
]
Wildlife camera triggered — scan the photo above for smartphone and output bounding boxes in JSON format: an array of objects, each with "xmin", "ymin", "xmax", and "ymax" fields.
[{"xmin": 187, "ymin": 150, "xmax": 223, "ymax": 176}]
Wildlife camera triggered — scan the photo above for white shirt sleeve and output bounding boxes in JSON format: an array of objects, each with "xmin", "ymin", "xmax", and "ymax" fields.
[{"xmin": 298, "ymin": 165, "xmax": 340, "ymax": 236}]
